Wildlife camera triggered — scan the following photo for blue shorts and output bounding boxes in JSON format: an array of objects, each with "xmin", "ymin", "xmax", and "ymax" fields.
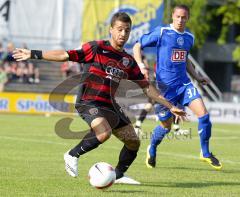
[{"xmin": 155, "ymin": 82, "xmax": 201, "ymax": 121}]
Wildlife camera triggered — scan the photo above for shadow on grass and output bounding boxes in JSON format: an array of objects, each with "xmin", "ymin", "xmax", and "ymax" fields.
[
  {"xmin": 159, "ymin": 166, "xmax": 219, "ymax": 172},
  {"xmin": 220, "ymin": 169, "xmax": 240, "ymax": 174},
  {"xmin": 141, "ymin": 181, "xmax": 240, "ymax": 188},
  {"xmin": 159, "ymin": 166, "xmax": 240, "ymax": 174},
  {"xmin": 105, "ymin": 189, "xmax": 149, "ymax": 194}
]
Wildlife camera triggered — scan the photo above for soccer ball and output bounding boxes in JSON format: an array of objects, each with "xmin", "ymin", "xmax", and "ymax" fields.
[{"xmin": 88, "ymin": 162, "xmax": 116, "ymax": 189}]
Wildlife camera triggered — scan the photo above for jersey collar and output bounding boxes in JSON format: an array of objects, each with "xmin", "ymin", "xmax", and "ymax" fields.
[{"xmin": 170, "ymin": 24, "xmax": 186, "ymax": 34}]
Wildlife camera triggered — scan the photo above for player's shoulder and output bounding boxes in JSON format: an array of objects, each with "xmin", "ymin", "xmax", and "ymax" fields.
[
  {"xmin": 152, "ymin": 25, "xmax": 169, "ymax": 33},
  {"xmin": 184, "ymin": 29, "xmax": 195, "ymax": 40},
  {"xmin": 83, "ymin": 40, "xmax": 110, "ymax": 52},
  {"xmin": 96, "ymin": 40, "xmax": 111, "ymax": 48},
  {"xmin": 153, "ymin": 24, "xmax": 170, "ymax": 30},
  {"xmin": 122, "ymin": 50, "xmax": 136, "ymax": 62},
  {"xmin": 95, "ymin": 40, "xmax": 117, "ymax": 52},
  {"xmin": 159, "ymin": 24, "xmax": 172, "ymax": 30},
  {"xmin": 81, "ymin": 40, "xmax": 99, "ymax": 50},
  {"xmin": 142, "ymin": 25, "xmax": 169, "ymax": 39},
  {"xmin": 158, "ymin": 24, "xmax": 175, "ymax": 36}
]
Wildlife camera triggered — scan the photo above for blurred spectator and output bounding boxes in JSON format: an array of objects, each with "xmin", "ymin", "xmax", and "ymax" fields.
[
  {"xmin": 5, "ymin": 42, "xmax": 15, "ymax": 62},
  {"xmin": 0, "ymin": 66, "xmax": 8, "ymax": 92},
  {"xmin": 28, "ymin": 61, "xmax": 40, "ymax": 83},
  {"xmin": 3, "ymin": 42, "xmax": 17, "ymax": 81},
  {"xmin": 61, "ymin": 61, "xmax": 81, "ymax": 79},
  {"xmin": 0, "ymin": 41, "xmax": 8, "ymax": 65},
  {"xmin": 0, "ymin": 41, "xmax": 41, "ymax": 84},
  {"xmin": 23, "ymin": 43, "xmax": 40, "ymax": 83},
  {"xmin": 0, "ymin": 42, "xmax": 4, "ymax": 60},
  {"xmin": 16, "ymin": 61, "xmax": 29, "ymax": 83},
  {"xmin": 2, "ymin": 42, "xmax": 29, "ymax": 83}
]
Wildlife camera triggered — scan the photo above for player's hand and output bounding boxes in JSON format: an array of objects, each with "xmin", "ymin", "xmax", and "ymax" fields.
[
  {"xmin": 197, "ymin": 76, "xmax": 210, "ymax": 85},
  {"xmin": 12, "ymin": 48, "xmax": 31, "ymax": 61},
  {"xmin": 174, "ymin": 113, "xmax": 190, "ymax": 124},
  {"xmin": 170, "ymin": 106, "xmax": 186, "ymax": 119}
]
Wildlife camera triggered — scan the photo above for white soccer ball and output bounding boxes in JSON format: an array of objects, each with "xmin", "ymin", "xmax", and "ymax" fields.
[{"xmin": 88, "ymin": 162, "xmax": 116, "ymax": 189}]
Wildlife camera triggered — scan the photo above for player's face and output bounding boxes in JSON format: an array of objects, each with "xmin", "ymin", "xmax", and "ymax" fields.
[
  {"xmin": 110, "ymin": 20, "xmax": 131, "ymax": 50},
  {"xmin": 172, "ymin": 8, "xmax": 189, "ymax": 32}
]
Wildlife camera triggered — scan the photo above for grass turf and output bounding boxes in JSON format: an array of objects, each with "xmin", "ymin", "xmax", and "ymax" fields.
[{"xmin": 0, "ymin": 114, "xmax": 240, "ymax": 196}]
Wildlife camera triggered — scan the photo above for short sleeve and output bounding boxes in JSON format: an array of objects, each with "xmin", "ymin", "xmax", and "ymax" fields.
[
  {"xmin": 67, "ymin": 41, "xmax": 98, "ymax": 63},
  {"xmin": 138, "ymin": 26, "xmax": 161, "ymax": 49}
]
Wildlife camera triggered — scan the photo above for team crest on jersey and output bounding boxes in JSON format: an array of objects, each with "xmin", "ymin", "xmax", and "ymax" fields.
[
  {"xmin": 89, "ymin": 108, "xmax": 98, "ymax": 115},
  {"xmin": 122, "ymin": 57, "xmax": 129, "ymax": 67},
  {"xmin": 177, "ymin": 37, "xmax": 184, "ymax": 46},
  {"xmin": 159, "ymin": 110, "xmax": 167, "ymax": 117},
  {"xmin": 171, "ymin": 49, "xmax": 187, "ymax": 62}
]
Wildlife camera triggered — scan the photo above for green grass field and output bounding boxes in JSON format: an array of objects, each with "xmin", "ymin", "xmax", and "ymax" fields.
[{"xmin": 0, "ymin": 114, "xmax": 240, "ymax": 196}]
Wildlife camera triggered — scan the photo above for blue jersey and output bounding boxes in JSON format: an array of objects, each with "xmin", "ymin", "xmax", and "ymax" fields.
[{"xmin": 139, "ymin": 24, "xmax": 194, "ymax": 87}]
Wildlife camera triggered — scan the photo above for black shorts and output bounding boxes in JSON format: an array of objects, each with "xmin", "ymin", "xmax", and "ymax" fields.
[{"xmin": 75, "ymin": 100, "xmax": 131, "ymax": 130}]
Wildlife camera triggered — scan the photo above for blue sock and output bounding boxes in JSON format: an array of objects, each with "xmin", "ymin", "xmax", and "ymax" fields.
[
  {"xmin": 149, "ymin": 125, "xmax": 170, "ymax": 157},
  {"xmin": 198, "ymin": 114, "xmax": 212, "ymax": 157}
]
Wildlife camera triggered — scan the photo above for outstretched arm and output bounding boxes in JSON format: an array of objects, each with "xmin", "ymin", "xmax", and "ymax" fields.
[
  {"xmin": 143, "ymin": 84, "xmax": 186, "ymax": 117},
  {"xmin": 13, "ymin": 48, "xmax": 69, "ymax": 62},
  {"xmin": 187, "ymin": 58, "xmax": 210, "ymax": 85}
]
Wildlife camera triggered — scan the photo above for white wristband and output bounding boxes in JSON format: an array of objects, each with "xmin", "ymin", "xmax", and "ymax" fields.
[{"xmin": 138, "ymin": 62, "xmax": 146, "ymax": 69}]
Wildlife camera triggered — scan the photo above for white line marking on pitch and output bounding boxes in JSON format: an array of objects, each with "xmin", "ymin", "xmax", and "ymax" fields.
[
  {"xmin": 1, "ymin": 135, "xmax": 240, "ymax": 165},
  {"xmin": 0, "ymin": 136, "xmax": 68, "ymax": 145},
  {"xmin": 191, "ymin": 136, "xmax": 239, "ymax": 140},
  {"xmin": 151, "ymin": 152, "xmax": 240, "ymax": 165},
  {"xmin": 213, "ymin": 128, "xmax": 240, "ymax": 133}
]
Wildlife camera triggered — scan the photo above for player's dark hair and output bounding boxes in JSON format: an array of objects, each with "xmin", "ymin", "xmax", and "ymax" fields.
[
  {"xmin": 110, "ymin": 12, "xmax": 132, "ymax": 27},
  {"xmin": 173, "ymin": 4, "xmax": 190, "ymax": 18}
]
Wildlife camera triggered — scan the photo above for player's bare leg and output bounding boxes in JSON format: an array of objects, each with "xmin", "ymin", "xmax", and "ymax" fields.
[
  {"xmin": 188, "ymin": 98, "xmax": 222, "ymax": 170},
  {"xmin": 64, "ymin": 117, "xmax": 112, "ymax": 177}
]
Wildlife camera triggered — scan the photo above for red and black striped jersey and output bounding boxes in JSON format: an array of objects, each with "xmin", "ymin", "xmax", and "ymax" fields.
[{"xmin": 67, "ymin": 40, "xmax": 148, "ymax": 104}]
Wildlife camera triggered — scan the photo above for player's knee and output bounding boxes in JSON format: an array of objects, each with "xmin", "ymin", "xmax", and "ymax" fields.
[
  {"xmin": 199, "ymin": 113, "xmax": 211, "ymax": 125},
  {"xmin": 160, "ymin": 117, "xmax": 173, "ymax": 130},
  {"xmin": 125, "ymin": 138, "xmax": 140, "ymax": 151},
  {"xmin": 164, "ymin": 125, "xmax": 172, "ymax": 130},
  {"xmin": 160, "ymin": 122, "xmax": 172, "ymax": 130},
  {"xmin": 96, "ymin": 130, "xmax": 112, "ymax": 142},
  {"xmin": 153, "ymin": 125, "xmax": 170, "ymax": 140}
]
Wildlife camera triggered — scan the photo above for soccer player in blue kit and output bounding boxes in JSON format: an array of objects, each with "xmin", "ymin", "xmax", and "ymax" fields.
[{"xmin": 133, "ymin": 5, "xmax": 222, "ymax": 170}]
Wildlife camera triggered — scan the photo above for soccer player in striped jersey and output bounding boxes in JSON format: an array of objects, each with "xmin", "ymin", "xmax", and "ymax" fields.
[
  {"xmin": 13, "ymin": 12, "xmax": 186, "ymax": 184},
  {"xmin": 133, "ymin": 5, "xmax": 222, "ymax": 170}
]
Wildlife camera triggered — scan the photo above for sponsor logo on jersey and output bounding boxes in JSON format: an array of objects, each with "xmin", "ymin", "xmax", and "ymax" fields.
[
  {"xmin": 177, "ymin": 37, "xmax": 184, "ymax": 46},
  {"xmin": 105, "ymin": 66, "xmax": 125, "ymax": 78},
  {"xmin": 105, "ymin": 66, "xmax": 125, "ymax": 83},
  {"xmin": 171, "ymin": 49, "xmax": 187, "ymax": 62}
]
